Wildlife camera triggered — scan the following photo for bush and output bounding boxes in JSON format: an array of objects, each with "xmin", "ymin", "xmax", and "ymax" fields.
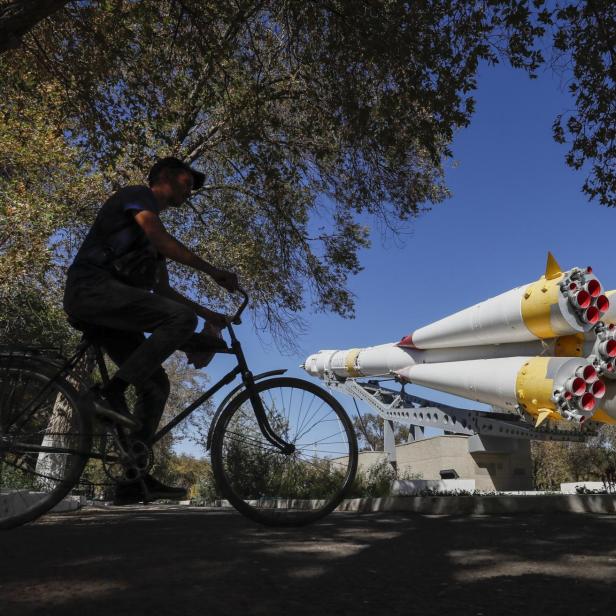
[{"xmin": 346, "ymin": 459, "xmax": 421, "ymax": 498}]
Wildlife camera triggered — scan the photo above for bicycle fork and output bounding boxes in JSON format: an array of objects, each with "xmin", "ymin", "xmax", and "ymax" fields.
[
  {"xmin": 229, "ymin": 323, "xmax": 295, "ymax": 455},
  {"xmin": 244, "ymin": 372, "xmax": 295, "ymax": 455}
]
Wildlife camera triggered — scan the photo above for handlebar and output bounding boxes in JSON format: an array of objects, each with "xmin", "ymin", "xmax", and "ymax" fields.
[{"xmin": 228, "ymin": 288, "xmax": 249, "ymax": 326}]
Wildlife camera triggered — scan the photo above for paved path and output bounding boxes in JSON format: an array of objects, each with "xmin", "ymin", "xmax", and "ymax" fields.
[{"xmin": 1, "ymin": 506, "xmax": 616, "ymax": 615}]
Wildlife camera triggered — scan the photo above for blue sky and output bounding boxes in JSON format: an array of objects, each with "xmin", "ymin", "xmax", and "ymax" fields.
[{"xmin": 177, "ymin": 60, "xmax": 615, "ymax": 455}]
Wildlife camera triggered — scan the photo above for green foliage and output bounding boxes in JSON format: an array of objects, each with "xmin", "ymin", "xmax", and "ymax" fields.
[
  {"xmin": 552, "ymin": 1, "xmax": 616, "ymax": 206},
  {"xmin": 531, "ymin": 426, "xmax": 616, "ymax": 491},
  {"xmin": 0, "ymin": 459, "xmax": 38, "ymax": 491},
  {"xmin": 352, "ymin": 412, "xmax": 410, "ymax": 451},
  {"xmin": 0, "ymin": 278, "xmax": 78, "ymax": 350},
  {"xmin": 159, "ymin": 453, "xmax": 213, "ymax": 499},
  {"xmin": 1, "ymin": 0, "xmax": 554, "ymax": 345},
  {"xmin": 2, "ymin": 1, "xmax": 615, "ymax": 345}
]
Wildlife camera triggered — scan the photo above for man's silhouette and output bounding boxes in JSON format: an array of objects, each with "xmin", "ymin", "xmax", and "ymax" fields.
[{"xmin": 64, "ymin": 157, "xmax": 238, "ymax": 503}]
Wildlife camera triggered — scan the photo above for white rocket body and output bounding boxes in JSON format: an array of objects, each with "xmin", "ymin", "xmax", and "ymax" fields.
[
  {"xmin": 396, "ymin": 357, "xmax": 524, "ymax": 410},
  {"xmin": 303, "ymin": 338, "xmax": 588, "ymax": 380},
  {"xmin": 408, "ymin": 287, "xmax": 534, "ymax": 348},
  {"xmin": 404, "ymin": 280, "xmax": 597, "ymax": 349},
  {"xmin": 395, "ymin": 356, "xmax": 603, "ymax": 422},
  {"xmin": 602, "ymin": 291, "xmax": 616, "ymax": 325},
  {"xmin": 303, "ymin": 255, "xmax": 614, "ymax": 426}
]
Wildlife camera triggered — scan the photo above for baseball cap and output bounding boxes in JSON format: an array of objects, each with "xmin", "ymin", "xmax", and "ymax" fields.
[{"xmin": 148, "ymin": 157, "xmax": 205, "ymax": 191}]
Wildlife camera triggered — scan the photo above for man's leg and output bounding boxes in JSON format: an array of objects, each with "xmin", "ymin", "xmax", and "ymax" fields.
[
  {"xmin": 65, "ymin": 275, "xmax": 198, "ymax": 387},
  {"xmin": 91, "ymin": 327, "xmax": 186, "ymax": 502},
  {"xmin": 98, "ymin": 330, "xmax": 171, "ymax": 443}
]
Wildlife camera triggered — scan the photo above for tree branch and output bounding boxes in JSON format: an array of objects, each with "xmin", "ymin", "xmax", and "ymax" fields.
[{"xmin": 0, "ymin": 0, "xmax": 69, "ymax": 53}]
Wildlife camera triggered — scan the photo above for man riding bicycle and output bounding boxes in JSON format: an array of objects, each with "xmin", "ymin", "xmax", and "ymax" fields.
[{"xmin": 63, "ymin": 157, "xmax": 238, "ymax": 504}]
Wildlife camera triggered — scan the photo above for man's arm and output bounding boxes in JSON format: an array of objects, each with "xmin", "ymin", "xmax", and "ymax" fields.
[
  {"xmin": 154, "ymin": 261, "xmax": 228, "ymax": 327},
  {"xmin": 133, "ymin": 209, "xmax": 238, "ymax": 291}
]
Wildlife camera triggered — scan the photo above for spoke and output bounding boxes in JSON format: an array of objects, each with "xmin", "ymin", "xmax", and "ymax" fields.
[
  {"xmin": 223, "ymin": 429, "xmax": 281, "ymax": 450},
  {"xmin": 296, "ymin": 408, "xmax": 340, "ymax": 443},
  {"xmin": 293, "ymin": 451, "xmax": 350, "ymax": 472},
  {"xmin": 294, "ymin": 391, "xmax": 316, "ymax": 441},
  {"xmin": 1, "ymin": 456, "xmax": 72, "ymax": 485},
  {"xmin": 286, "ymin": 387, "xmax": 294, "ymax": 434},
  {"xmin": 11, "ymin": 377, "xmax": 59, "ymax": 434},
  {"xmin": 2, "ymin": 372, "xmax": 32, "ymax": 430},
  {"xmin": 295, "ymin": 400, "xmax": 328, "ymax": 442},
  {"xmin": 294, "ymin": 448, "xmax": 351, "ymax": 456},
  {"xmin": 295, "ymin": 431, "xmax": 347, "ymax": 447},
  {"xmin": 295, "ymin": 441, "xmax": 350, "ymax": 450}
]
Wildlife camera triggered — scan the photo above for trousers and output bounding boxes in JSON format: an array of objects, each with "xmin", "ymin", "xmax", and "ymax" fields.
[{"xmin": 63, "ymin": 268, "xmax": 198, "ymax": 442}]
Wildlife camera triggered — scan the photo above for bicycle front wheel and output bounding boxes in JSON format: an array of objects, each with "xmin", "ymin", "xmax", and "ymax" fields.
[
  {"xmin": 0, "ymin": 355, "xmax": 91, "ymax": 529},
  {"xmin": 211, "ymin": 377, "xmax": 358, "ymax": 526}
]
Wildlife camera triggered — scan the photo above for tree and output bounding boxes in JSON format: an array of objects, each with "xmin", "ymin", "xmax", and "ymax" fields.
[
  {"xmin": 3, "ymin": 2, "xmax": 616, "ymax": 346},
  {"xmin": 352, "ymin": 412, "xmax": 410, "ymax": 451},
  {"xmin": 1, "ymin": 0, "xmax": 550, "ymax": 346},
  {"xmin": 531, "ymin": 425, "xmax": 616, "ymax": 491},
  {"xmin": 552, "ymin": 1, "xmax": 616, "ymax": 206},
  {"xmin": 0, "ymin": 0, "xmax": 69, "ymax": 53}
]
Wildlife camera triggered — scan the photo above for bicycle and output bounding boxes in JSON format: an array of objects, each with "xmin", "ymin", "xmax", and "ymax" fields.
[{"xmin": 0, "ymin": 290, "xmax": 358, "ymax": 529}]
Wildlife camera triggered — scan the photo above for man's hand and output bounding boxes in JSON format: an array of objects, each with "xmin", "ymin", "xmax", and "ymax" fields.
[{"xmin": 211, "ymin": 268, "xmax": 239, "ymax": 292}]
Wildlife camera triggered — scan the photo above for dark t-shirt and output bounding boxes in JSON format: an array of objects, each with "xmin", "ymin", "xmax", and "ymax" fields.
[{"xmin": 68, "ymin": 185, "xmax": 163, "ymax": 285}]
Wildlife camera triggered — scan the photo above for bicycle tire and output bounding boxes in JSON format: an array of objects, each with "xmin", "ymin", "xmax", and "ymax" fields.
[
  {"xmin": 0, "ymin": 355, "xmax": 92, "ymax": 530},
  {"xmin": 211, "ymin": 377, "xmax": 358, "ymax": 526}
]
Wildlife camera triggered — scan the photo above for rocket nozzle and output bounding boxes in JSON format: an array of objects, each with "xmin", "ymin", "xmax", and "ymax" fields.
[
  {"xmin": 585, "ymin": 306, "xmax": 600, "ymax": 324},
  {"xmin": 586, "ymin": 279, "xmax": 602, "ymax": 298},
  {"xmin": 596, "ymin": 295, "xmax": 610, "ymax": 314},
  {"xmin": 599, "ymin": 338, "xmax": 616, "ymax": 359},
  {"xmin": 398, "ymin": 334, "xmax": 416, "ymax": 349},
  {"xmin": 578, "ymin": 392, "xmax": 596, "ymax": 411},
  {"xmin": 572, "ymin": 289, "xmax": 591, "ymax": 309},
  {"xmin": 577, "ymin": 364, "xmax": 598, "ymax": 383},
  {"xmin": 565, "ymin": 376, "xmax": 586, "ymax": 396},
  {"xmin": 591, "ymin": 380, "xmax": 606, "ymax": 399}
]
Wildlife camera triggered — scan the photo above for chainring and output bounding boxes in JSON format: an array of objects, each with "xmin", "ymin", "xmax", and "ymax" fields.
[{"xmin": 102, "ymin": 434, "xmax": 153, "ymax": 485}]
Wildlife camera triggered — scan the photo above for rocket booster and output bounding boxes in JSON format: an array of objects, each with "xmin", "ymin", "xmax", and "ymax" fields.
[
  {"xmin": 398, "ymin": 254, "xmax": 609, "ymax": 350},
  {"xmin": 600, "ymin": 290, "xmax": 616, "ymax": 325},
  {"xmin": 303, "ymin": 254, "xmax": 615, "ymax": 427},
  {"xmin": 303, "ymin": 336, "xmax": 588, "ymax": 380},
  {"xmin": 395, "ymin": 356, "xmax": 605, "ymax": 426}
]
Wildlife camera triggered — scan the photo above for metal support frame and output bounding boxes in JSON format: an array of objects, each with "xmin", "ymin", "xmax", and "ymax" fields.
[{"xmin": 323, "ymin": 375, "xmax": 595, "ymax": 455}]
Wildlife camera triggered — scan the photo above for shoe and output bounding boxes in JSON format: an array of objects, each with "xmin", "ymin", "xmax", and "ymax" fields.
[
  {"xmin": 91, "ymin": 385, "xmax": 142, "ymax": 431},
  {"xmin": 112, "ymin": 474, "xmax": 188, "ymax": 506}
]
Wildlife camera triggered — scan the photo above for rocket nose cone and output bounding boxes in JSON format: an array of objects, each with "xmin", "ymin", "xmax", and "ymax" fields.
[
  {"xmin": 398, "ymin": 334, "xmax": 417, "ymax": 348},
  {"xmin": 303, "ymin": 354, "xmax": 320, "ymax": 376},
  {"xmin": 394, "ymin": 367, "xmax": 413, "ymax": 382}
]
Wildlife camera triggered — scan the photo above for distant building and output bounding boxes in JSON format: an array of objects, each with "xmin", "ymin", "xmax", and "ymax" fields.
[{"xmin": 357, "ymin": 434, "xmax": 533, "ymax": 491}]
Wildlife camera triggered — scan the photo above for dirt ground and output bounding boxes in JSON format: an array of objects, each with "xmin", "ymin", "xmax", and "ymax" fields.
[{"xmin": 1, "ymin": 505, "xmax": 616, "ymax": 615}]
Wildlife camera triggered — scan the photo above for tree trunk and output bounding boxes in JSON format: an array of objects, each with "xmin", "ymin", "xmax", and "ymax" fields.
[
  {"xmin": 0, "ymin": 0, "xmax": 70, "ymax": 53},
  {"xmin": 35, "ymin": 346, "xmax": 96, "ymax": 487}
]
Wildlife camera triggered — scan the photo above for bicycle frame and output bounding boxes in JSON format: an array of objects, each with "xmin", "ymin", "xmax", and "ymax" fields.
[
  {"xmin": 34, "ymin": 328, "xmax": 292, "ymax": 456},
  {"xmin": 3, "ymin": 290, "xmax": 295, "ymax": 459},
  {"xmin": 149, "ymin": 322, "xmax": 292, "ymax": 452}
]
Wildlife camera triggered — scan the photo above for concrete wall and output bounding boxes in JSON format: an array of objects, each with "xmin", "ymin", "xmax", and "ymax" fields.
[{"xmin": 356, "ymin": 434, "xmax": 533, "ymax": 492}]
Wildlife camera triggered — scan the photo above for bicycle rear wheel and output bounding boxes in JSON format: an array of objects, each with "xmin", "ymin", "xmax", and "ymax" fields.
[
  {"xmin": 0, "ymin": 354, "xmax": 91, "ymax": 529},
  {"xmin": 211, "ymin": 377, "xmax": 357, "ymax": 526}
]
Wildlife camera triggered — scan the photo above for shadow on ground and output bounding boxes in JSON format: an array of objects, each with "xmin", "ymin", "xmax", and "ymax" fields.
[{"xmin": 1, "ymin": 506, "xmax": 615, "ymax": 615}]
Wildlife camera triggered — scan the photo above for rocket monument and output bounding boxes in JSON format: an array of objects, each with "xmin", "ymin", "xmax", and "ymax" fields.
[{"xmin": 303, "ymin": 253, "xmax": 616, "ymax": 428}]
